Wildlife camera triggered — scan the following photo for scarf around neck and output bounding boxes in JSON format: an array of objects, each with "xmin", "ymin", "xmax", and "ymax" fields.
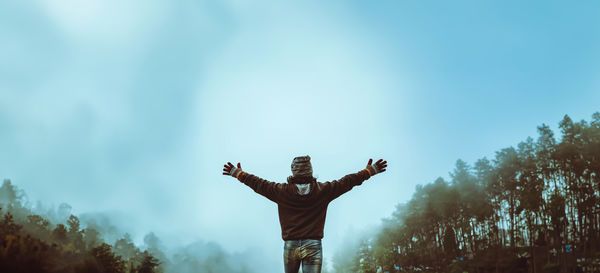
[{"xmin": 295, "ymin": 184, "xmax": 310, "ymax": 195}]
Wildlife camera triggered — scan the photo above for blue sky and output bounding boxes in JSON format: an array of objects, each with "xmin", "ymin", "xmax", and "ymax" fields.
[{"xmin": 1, "ymin": 0, "xmax": 599, "ymax": 271}]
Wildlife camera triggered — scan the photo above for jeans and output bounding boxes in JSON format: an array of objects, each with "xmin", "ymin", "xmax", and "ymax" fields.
[{"xmin": 283, "ymin": 239, "xmax": 323, "ymax": 273}]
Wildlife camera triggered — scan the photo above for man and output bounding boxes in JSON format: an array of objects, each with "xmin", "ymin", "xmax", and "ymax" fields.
[{"xmin": 222, "ymin": 155, "xmax": 388, "ymax": 273}]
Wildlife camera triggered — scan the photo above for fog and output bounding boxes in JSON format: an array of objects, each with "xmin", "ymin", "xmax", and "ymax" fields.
[{"xmin": 1, "ymin": 0, "xmax": 599, "ymax": 272}]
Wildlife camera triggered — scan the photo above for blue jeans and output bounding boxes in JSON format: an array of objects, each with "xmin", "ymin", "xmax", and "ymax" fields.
[{"xmin": 283, "ymin": 239, "xmax": 323, "ymax": 273}]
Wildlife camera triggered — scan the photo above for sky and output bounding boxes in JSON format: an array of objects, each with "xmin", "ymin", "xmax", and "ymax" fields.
[{"xmin": 1, "ymin": 0, "xmax": 599, "ymax": 271}]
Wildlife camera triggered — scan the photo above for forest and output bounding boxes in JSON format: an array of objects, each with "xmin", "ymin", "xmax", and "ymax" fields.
[
  {"xmin": 0, "ymin": 179, "xmax": 164, "ymax": 273},
  {"xmin": 332, "ymin": 113, "xmax": 600, "ymax": 273},
  {"xmin": 0, "ymin": 180, "xmax": 258, "ymax": 273}
]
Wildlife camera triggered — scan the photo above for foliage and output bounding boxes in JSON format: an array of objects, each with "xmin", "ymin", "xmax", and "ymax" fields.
[
  {"xmin": 0, "ymin": 180, "xmax": 255, "ymax": 273},
  {"xmin": 334, "ymin": 112, "xmax": 600, "ymax": 273},
  {"xmin": 0, "ymin": 183, "xmax": 162, "ymax": 273}
]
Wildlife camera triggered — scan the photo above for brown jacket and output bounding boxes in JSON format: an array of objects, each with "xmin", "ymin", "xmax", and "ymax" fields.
[{"xmin": 238, "ymin": 171, "xmax": 370, "ymax": 240}]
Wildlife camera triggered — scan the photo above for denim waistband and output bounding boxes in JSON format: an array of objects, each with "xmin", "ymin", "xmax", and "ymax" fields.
[{"xmin": 284, "ymin": 239, "xmax": 321, "ymax": 246}]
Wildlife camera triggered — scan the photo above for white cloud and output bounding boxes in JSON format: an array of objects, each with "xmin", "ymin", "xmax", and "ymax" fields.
[{"xmin": 37, "ymin": 0, "xmax": 167, "ymax": 47}]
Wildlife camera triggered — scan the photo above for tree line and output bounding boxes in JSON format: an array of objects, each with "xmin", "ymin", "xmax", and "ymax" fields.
[
  {"xmin": 0, "ymin": 177, "xmax": 259, "ymax": 273},
  {"xmin": 334, "ymin": 113, "xmax": 600, "ymax": 273},
  {"xmin": 0, "ymin": 180, "xmax": 161, "ymax": 273}
]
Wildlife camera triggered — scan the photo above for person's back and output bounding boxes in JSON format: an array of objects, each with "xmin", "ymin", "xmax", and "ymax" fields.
[{"xmin": 222, "ymin": 155, "xmax": 387, "ymax": 273}]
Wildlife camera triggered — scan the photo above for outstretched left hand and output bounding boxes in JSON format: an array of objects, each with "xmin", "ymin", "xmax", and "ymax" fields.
[{"xmin": 366, "ymin": 158, "xmax": 387, "ymax": 176}]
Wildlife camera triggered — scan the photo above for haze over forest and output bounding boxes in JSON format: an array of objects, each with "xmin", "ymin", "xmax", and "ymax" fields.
[
  {"xmin": 2, "ymin": 112, "xmax": 599, "ymax": 272},
  {"xmin": 1, "ymin": 0, "xmax": 600, "ymax": 272}
]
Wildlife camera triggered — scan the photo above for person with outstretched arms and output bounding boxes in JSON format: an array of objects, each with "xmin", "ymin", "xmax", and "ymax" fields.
[{"xmin": 222, "ymin": 155, "xmax": 387, "ymax": 273}]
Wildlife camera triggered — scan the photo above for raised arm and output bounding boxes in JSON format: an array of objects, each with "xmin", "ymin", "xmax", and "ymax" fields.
[
  {"xmin": 222, "ymin": 162, "xmax": 283, "ymax": 202},
  {"xmin": 325, "ymin": 158, "xmax": 388, "ymax": 201}
]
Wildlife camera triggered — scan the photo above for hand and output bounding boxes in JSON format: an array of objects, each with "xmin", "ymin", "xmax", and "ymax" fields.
[
  {"xmin": 365, "ymin": 158, "xmax": 387, "ymax": 176},
  {"xmin": 223, "ymin": 162, "xmax": 244, "ymax": 178}
]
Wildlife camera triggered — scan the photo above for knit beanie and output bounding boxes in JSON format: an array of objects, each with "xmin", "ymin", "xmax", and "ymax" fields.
[{"xmin": 291, "ymin": 155, "xmax": 313, "ymax": 177}]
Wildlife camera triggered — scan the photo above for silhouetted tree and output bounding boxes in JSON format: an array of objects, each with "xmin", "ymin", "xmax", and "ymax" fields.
[
  {"xmin": 135, "ymin": 250, "xmax": 161, "ymax": 273},
  {"xmin": 91, "ymin": 243, "xmax": 126, "ymax": 273}
]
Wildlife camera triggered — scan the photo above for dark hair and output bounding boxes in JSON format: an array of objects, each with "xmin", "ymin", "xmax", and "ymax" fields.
[{"xmin": 287, "ymin": 175, "xmax": 316, "ymax": 184}]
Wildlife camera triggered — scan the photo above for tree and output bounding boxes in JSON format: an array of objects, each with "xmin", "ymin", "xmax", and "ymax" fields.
[
  {"xmin": 0, "ymin": 179, "xmax": 24, "ymax": 206},
  {"xmin": 83, "ymin": 227, "xmax": 102, "ymax": 249},
  {"xmin": 1, "ymin": 212, "xmax": 22, "ymax": 235},
  {"xmin": 68, "ymin": 214, "xmax": 85, "ymax": 251},
  {"xmin": 135, "ymin": 251, "xmax": 161, "ymax": 273},
  {"xmin": 356, "ymin": 237, "xmax": 377, "ymax": 273},
  {"xmin": 52, "ymin": 224, "xmax": 68, "ymax": 244},
  {"xmin": 25, "ymin": 214, "xmax": 51, "ymax": 241},
  {"xmin": 90, "ymin": 243, "xmax": 126, "ymax": 273}
]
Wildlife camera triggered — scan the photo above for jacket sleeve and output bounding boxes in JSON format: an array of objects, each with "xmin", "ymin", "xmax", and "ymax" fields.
[
  {"xmin": 323, "ymin": 171, "xmax": 370, "ymax": 202},
  {"xmin": 238, "ymin": 173, "xmax": 284, "ymax": 203}
]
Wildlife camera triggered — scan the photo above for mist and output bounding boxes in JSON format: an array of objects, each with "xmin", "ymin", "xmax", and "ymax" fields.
[
  {"xmin": 2, "ymin": 0, "xmax": 600, "ymax": 272},
  {"xmin": 0, "ymin": 181, "xmax": 277, "ymax": 272}
]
